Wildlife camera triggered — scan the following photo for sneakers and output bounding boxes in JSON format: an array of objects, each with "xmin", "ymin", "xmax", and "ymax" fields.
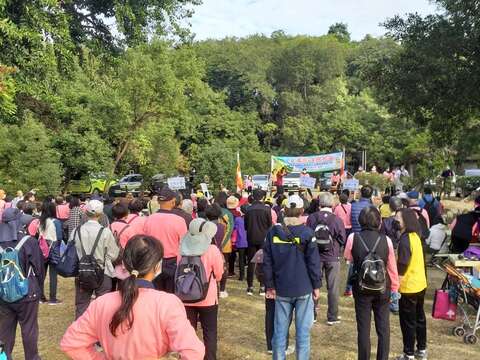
[
  {"xmin": 414, "ymin": 350, "xmax": 427, "ymax": 359},
  {"xmin": 285, "ymin": 345, "xmax": 295, "ymax": 356},
  {"xmin": 259, "ymin": 287, "xmax": 266, "ymax": 296},
  {"xmin": 267, "ymin": 346, "xmax": 295, "ymax": 356},
  {"xmin": 343, "ymin": 289, "xmax": 353, "ymax": 297},
  {"xmin": 219, "ymin": 291, "xmax": 229, "ymax": 299},
  {"xmin": 247, "ymin": 287, "xmax": 254, "ymax": 296},
  {"xmin": 326, "ymin": 316, "xmax": 342, "ymax": 326},
  {"xmin": 395, "ymin": 355, "xmax": 414, "ymax": 360},
  {"xmin": 48, "ymin": 299, "xmax": 63, "ymax": 306}
]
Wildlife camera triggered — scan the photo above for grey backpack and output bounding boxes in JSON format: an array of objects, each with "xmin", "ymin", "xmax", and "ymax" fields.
[{"xmin": 174, "ymin": 256, "xmax": 211, "ymax": 303}]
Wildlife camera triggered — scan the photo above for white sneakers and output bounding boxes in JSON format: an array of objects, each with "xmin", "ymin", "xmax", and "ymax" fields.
[{"xmin": 219, "ymin": 291, "xmax": 229, "ymax": 299}]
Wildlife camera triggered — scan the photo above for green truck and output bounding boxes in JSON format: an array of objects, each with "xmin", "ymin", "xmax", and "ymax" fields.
[{"xmin": 66, "ymin": 173, "xmax": 117, "ymax": 195}]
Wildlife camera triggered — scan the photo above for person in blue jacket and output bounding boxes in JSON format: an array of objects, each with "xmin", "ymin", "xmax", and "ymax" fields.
[{"xmin": 263, "ymin": 194, "xmax": 321, "ymax": 360}]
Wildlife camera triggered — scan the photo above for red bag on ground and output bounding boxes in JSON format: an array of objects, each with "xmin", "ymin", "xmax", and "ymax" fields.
[{"xmin": 432, "ymin": 289, "xmax": 457, "ymax": 321}]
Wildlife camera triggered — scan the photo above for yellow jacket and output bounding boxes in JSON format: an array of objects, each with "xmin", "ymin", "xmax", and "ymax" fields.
[{"xmin": 399, "ymin": 232, "xmax": 427, "ymax": 294}]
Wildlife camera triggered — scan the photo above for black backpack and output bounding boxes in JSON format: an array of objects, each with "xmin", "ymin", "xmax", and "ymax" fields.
[
  {"xmin": 314, "ymin": 214, "xmax": 334, "ymax": 252},
  {"xmin": 413, "ymin": 209, "xmax": 430, "ymax": 241},
  {"xmin": 357, "ymin": 234, "xmax": 386, "ymax": 295},
  {"xmin": 78, "ymin": 227, "xmax": 105, "ymax": 291},
  {"xmin": 422, "ymin": 197, "xmax": 438, "ymax": 226}
]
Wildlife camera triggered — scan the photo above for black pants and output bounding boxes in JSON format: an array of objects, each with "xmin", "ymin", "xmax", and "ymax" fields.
[
  {"xmin": 399, "ymin": 290, "xmax": 427, "ymax": 356},
  {"xmin": 247, "ymin": 244, "xmax": 263, "ymax": 288},
  {"xmin": 153, "ymin": 257, "xmax": 177, "ymax": 294},
  {"xmin": 228, "ymin": 250, "xmax": 236, "ymax": 275},
  {"xmin": 228, "ymin": 249, "xmax": 246, "ymax": 280},
  {"xmin": 353, "ymin": 291, "xmax": 390, "ymax": 360},
  {"xmin": 186, "ymin": 305, "xmax": 218, "ymax": 360},
  {"xmin": 0, "ymin": 301, "xmax": 41, "ymax": 360},
  {"xmin": 220, "ymin": 253, "xmax": 230, "ymax": 292},
  {"xmin": 75, "ymin": 275, "xmax": 112, "ymax": 319},
  {"xmin": 275, "ymin": 185, "xmax": 285, "ymax": 197},
  {"xmin": 41, "ymin": 262, "xmax": 58, "ymax": 301}
]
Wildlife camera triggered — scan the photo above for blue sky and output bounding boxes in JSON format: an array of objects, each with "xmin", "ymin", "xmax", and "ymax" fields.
[{"xmin": 189, "ymin": 0, "xmax": 440, "ymax": 40}]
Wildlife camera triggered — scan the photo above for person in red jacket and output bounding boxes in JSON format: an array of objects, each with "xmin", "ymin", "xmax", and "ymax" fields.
[{"xmin": 61, "ymin": 235, "xmax": 205, "ymax": 360}]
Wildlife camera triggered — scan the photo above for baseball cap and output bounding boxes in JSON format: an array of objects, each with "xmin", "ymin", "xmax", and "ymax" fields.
[
  {"xmin": 158, "ymin": 187, "xmax": 176, "ymax": 202},
  {"xmin": 407, "ymin": 191, "xmax": 419, "ymax": 200},
  {"xmin": 287, "ymin": 194, "xmax": 304, "ymax": 209},
  {"xmin": 86, "ymin": 200, "xmax": 104, "ymax": 216}
]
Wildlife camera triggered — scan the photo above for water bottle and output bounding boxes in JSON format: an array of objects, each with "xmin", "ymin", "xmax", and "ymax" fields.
[{"xmin": 0, "ymin": 341, "xmax": 7, "ymax": 360}]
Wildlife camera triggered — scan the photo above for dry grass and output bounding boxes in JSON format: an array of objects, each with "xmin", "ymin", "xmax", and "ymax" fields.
[{"xmin": 11, "ymin": 265, "xmax": 480, "ymax": 359}]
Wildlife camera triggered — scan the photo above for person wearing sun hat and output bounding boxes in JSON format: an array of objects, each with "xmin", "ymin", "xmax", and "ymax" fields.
[
  {"xmin": 227, "ymin": 196, "xmax": 248, "ymax": 281},
  {"xmin": 178, "ymin": 218, "xmax": 224, "ymax": 360},
  {"xmin": 0, "ymin": 208, "xmax": 45, "ymax": 360}
]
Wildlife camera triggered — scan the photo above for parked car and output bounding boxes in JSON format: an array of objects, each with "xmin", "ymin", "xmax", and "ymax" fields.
[
  {"xmin": 283, "ymin": 172, "xmax": 302, "ymax": 190},
  {"xmin": 108, "ymin": 174, "xmax": 144, "ymax": 197},
  {"xmin": 252, "ymin": 174, "xmax": 270, "ymax": 191},
  {"xmin": 67, "ymin": 173, "xmax": 117, "ymax": 195},
  {"xmin": 456, "ymin": 169, "xmax": 480, "ymax": 197}
]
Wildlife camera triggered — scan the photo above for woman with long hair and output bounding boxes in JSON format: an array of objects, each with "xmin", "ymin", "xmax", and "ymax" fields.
[
  {"xmin": 39, "ymin": 200, "xmax": 62, "ymax": 305},
  {"xmin": 394, "ymin": 208, "xmax": 428, "ymax": 360},
  {"xmin": 61, "ymin": 235, "xmax": 204, "ymax": 359}
]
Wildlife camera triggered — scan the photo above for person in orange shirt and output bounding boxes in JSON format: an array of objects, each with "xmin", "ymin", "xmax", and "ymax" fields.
[
  {"xmin": 143, "ymin": 187, "xmax": 188, "ymax": 293},
  {"xmin": 178, "ymin": 219, "xmax": 224, "ymax": 360},
  {"xmin": 60, "ymin": 235, "xmax": 205, "ymax": 360}
]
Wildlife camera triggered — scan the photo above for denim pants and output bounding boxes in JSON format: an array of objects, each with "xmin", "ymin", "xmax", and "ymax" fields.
[{"xmin": 273, "ymin": 294, "xmax": 314, "ymax": 360}]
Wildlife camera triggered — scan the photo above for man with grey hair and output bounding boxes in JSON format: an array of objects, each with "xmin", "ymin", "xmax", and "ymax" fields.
[
  {"xmin": 307, "ymin": 192, "xmax": 346, "ymax": 325},
  {"xmin": 71, "ymin": 200, "xmax": 120, "ymax": 319}
]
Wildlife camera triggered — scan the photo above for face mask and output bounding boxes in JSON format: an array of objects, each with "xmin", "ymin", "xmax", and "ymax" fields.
[{"xmin": 154, "ymin": 260, "xmax": 163, "ymax": 278}]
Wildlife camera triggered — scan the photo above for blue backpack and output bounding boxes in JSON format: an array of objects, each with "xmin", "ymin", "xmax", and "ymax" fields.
[
  {"xmin": 55, "ymin": 227, "xmax": 80, "ymax": 278},
  {"xmin": 0, "ymin": 236, "xmax": 30, "ymax": 303}
]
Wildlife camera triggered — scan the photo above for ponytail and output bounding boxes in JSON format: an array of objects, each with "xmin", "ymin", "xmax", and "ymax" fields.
[
  {"xmin": 109, "ymin": 275, "xmax": 139, "ymax": 336},
  {"xmin": 109, "ymin": 235, "xmax": 164, "ymax": 337}
]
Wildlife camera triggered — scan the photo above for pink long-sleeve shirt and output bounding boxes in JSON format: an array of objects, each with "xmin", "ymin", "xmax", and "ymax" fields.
[
  {"xmin": 333, "ymin": 203, "xmax": 352, "ymax": 229},
  {"xmin": 178, "ymin": 245, "xmax": 224, "ymax": 307},
  {"xmin": 143, "ymin": 210, "xmax": 188, "ymax": 259},
  {"xmin": 344, "ymin": 233, "xmax": 399, "ymax": 292},
  {"xmin": 60, "ymin": 288, "xmax": 205, "ymax": 360}
]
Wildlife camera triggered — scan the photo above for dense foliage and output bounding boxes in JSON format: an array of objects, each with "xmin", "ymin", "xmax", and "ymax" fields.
[{"xmin": 0, "ymin": 0, "xmax": 477, "ymax": 194}]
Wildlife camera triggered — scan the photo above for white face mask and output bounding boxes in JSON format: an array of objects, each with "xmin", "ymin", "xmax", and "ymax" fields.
[{"xmin": 154, "ymin": 260, "xmax": 163, "ymax": 278}]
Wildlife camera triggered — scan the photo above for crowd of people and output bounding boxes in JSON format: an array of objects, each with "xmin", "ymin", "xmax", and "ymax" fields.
[{"xmin": 0, "ymin": 182, "xmax": 479, "ymax": 360}]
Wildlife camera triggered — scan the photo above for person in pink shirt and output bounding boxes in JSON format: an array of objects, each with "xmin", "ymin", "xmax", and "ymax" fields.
[
  {"xmin": 344, "ymin": 206, "xmax": 399, "ymax": 360},
  {"xmin": 126, "ymin": 199, "xmax": 147, "ymax": 234},
  {"xmin": 60, "ymin": 235, "xmax": 205, "ymax": 360},
  {"xmin": 55, "ymin": 196, "xmax": 70, "ymax": 221},
  {"xmin": 143, "ymin": 187, "xmax": 188, "ymax": 293},
  {"xmin": 177, "ymin": 218, "xmax": 224, "ymax": 360},
  {"xmin": 110, "ymin": 203, "xmax": 139, "ymax": 248},
  {"xmin": 334, "ymin": 193, "xmax": 352, "ymax": 236}
]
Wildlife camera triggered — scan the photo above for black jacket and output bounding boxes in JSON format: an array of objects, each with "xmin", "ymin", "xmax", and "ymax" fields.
[
  {"xmin": 0, "ymin": 236, "xmax": 45, "ymax": 304},
  {"xmin": 244, "ymin": 201, "xmax": 272, "ymax": 246}
]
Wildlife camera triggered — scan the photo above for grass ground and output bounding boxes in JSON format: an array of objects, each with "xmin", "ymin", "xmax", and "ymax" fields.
[{"xmin": 11, "ymin": 263, "xmax": 480, "ymax": 359}]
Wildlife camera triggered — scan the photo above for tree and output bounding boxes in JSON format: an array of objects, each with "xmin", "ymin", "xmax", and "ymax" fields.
[
  {"xmin": 0, "ymin": 114, "xmax": 62, "ymax": 195},
  {"xmin": 328, "ymin": 23, "xmax": 351, "ymax": 42},
  {"xmin": 371, "ymin": 0, "xmax": 480, "ymax": 144}
]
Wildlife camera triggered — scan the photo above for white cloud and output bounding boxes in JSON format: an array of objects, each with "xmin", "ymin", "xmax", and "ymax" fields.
[{"xmin": 189, "ymin": 0, "xmax": 439, "ymax": 40}]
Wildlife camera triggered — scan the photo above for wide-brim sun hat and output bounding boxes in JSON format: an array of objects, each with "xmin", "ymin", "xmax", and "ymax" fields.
[
  {"xmin": 226, "ymin": 196, "xmax": 239, "ymax": 210},
  {"xmin": 180, "ymin": 218, "xmax": 217, "ymax": 256}
]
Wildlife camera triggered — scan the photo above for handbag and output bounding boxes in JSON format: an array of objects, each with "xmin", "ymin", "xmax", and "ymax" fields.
[{"xmin": 432, "ymin": 289, "xmax": 457, "ymax": 321}]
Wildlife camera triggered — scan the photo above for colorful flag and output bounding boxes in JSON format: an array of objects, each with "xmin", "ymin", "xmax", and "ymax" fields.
[{"xmin": 236, "ymin": 152, "xmax": 243, "ymax": 191}]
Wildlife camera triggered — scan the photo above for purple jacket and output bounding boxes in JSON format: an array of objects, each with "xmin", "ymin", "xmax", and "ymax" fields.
[
  {"xmin": 234, "ymin": 216, "xmax": 248, "ymax": 249},
  {"xmin": 306, "ymin": 209, "xmax": 346, "ymax": 262}
]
